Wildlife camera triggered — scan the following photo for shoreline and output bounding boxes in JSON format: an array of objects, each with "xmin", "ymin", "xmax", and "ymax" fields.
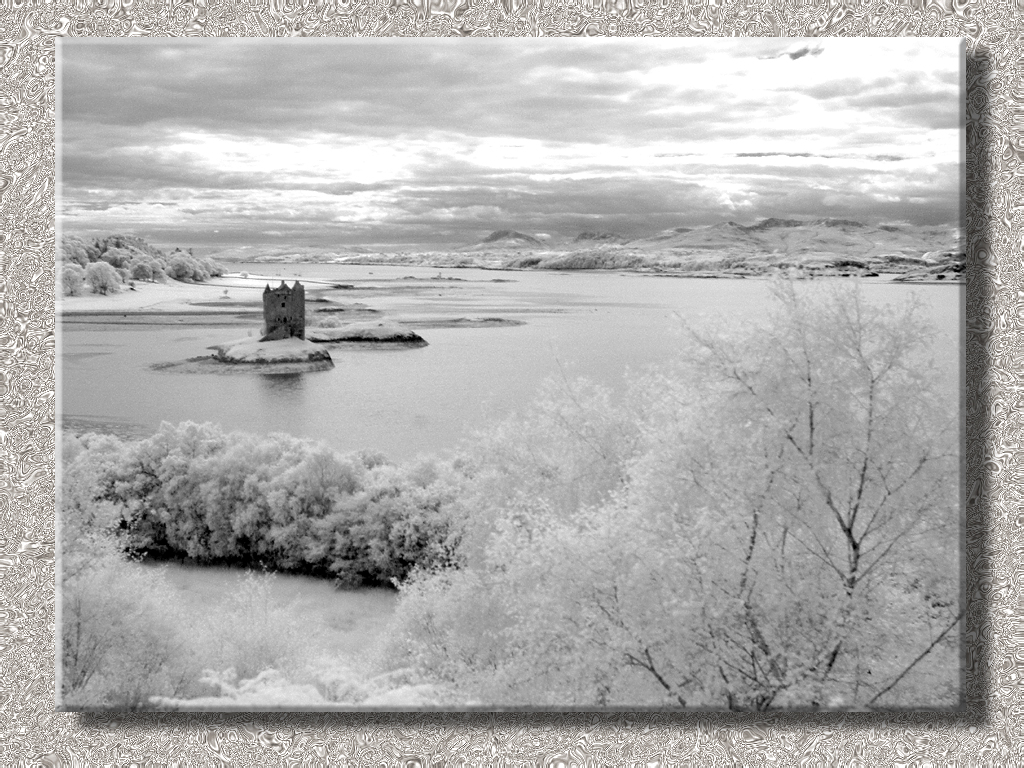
[
  {"xmin": 59, "ymin": 265, "xmax": 963, "ymax": 318},
  {"xmin": 58, "ymin": 272, "xmax": 352, "ymax": 316}
]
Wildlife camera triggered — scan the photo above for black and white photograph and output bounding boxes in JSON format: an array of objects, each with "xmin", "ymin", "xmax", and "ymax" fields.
[{"xmin": 57, "ymin": 37, "xmax": 964, "ymax": 711}]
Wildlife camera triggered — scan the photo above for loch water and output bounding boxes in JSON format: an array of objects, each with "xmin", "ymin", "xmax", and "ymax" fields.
[{"xmin": 60, "ymin": 265, "xmax": 963, "ymax": 462}]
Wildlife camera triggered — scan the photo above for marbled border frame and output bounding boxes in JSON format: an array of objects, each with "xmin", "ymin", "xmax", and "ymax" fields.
[{"xmin": 1, "ymin": 2, "xmax": 1020, "ymax": 764}]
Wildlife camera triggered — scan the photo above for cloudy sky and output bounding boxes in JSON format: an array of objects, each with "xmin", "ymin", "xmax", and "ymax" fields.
[{"xmin": 59, "ymin": 38, "xmax": 961, "ymax": 251}]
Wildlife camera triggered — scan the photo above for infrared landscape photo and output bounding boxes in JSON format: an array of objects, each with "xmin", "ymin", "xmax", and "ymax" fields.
[{"xmin": 57, "ymin": 38, "xmax": 964, "ymax": 711}]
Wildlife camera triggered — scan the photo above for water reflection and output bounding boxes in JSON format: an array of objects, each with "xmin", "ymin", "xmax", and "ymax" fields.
[
  {"xmin": 257, "ymin": 371, "xmax": 305, "ymax": 393},
  {"xmin": 255, "ymin": 372, "xmax": 310, "ymax": 437}
]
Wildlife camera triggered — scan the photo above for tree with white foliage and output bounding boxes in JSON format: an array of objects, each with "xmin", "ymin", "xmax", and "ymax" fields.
[
  {"xmin": 61, "ymin": 264, "xmax": 86, "ymax": 296},
  {"xmin": 84, "ymin": 260, "xmax": 121, "ymax": 295},
  {"xmin": 386, "ymin": 280, "xmax": 961, "ymax": 709}
]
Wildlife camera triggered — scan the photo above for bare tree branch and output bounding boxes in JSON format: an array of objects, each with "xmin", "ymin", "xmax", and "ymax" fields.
[{"xmin": 867, "ymin": 608, "xmax": 965, "ymax": 707}]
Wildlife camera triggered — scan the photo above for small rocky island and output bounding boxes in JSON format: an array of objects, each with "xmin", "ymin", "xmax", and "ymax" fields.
[
  {"xmin": 211, "ymin": 281, "xmax": 334, "ymax": 367},
  {"xmin": 209, "ymin": 281, "xmax": 427, "ymax": 368},
  {"xmin": 306, "ymin": 320, "xmax": 427, "ymax": 345}
]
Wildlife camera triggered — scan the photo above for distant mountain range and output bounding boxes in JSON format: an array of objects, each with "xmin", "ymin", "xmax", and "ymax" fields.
[
  {"xmin": 201, "ymin": 244, "xmax": 378, "ymax": 262},
  {"xmin": 204, "ymin": 219, "xmax": 965, "ymax": 281},
  {"xmin": 623, "ymin": 218, "xmax": 957, "ymax": 259},
  {"xmin": 461, "ymin": 230, "xmax": 544, "ymax": 250}
]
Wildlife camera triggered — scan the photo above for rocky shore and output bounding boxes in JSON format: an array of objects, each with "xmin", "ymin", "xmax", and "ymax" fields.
[
  {"xmin": 306, "ymin": 321, "xmax": 427, "ymax": 346},
  {"xmin": 209, "ymin": 337, "xmax": 334, "ymax": 367}
]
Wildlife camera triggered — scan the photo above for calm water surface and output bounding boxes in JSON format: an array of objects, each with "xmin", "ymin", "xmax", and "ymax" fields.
[{"xmin": 60, "ymin": 266, "xmax": 963, "ymax": 461}]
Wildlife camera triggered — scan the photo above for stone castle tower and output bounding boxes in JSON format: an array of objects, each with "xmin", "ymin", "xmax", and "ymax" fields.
[{"xmin": 261, "ymin": 281, "xmax": 305, "ymax": 341}]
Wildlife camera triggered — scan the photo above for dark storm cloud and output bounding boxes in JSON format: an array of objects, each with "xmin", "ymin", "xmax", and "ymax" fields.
[
  {"xmin": 61, "ymin": 40, "xmax": 703, "ymax": 144},
  {"xmin": 61, "ymin": 133, "xmax": 399, "ymax": 202},
  {"xmin": 63, "ymin": 148, "xmax": 394, "ymax": 196},
  {"xmin": 847, "ymin": 95, "xmax": 961, "ymax": 131},
  {"xmin": 734, "ymin": 152, "xmax": 908, "ymax": 162},
  {"xmin": 59, "ymin": 38, "xmax": 962, "ymax": 248},
  {"xmin": 786, "ymin": 46, "xmax": 824, "ymax": 60},
  {"xmin": 781, "ymin": 70, "xmax": 960, "ymax": 131},
  {"xmin": 759, "ymin": 44, "xmax": 824, "ymax": 60}
]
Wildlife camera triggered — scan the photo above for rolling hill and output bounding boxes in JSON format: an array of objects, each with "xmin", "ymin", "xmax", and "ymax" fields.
[{"xmin": 203, "ymin": 219, "xmax": 965, "ymax": 281}]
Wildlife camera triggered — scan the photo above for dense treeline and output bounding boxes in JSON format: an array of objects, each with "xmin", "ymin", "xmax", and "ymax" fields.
[
  {"xmin": 59, "ymin": 233, "xmax": 225, "ymax": 296},
  {"xmin": 61, "ymin": 424, "xmax": 465, "ymax": 708},
  {"xmin": 63, "ymin": 424, "xmax": 462, "ymax": 587}
]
